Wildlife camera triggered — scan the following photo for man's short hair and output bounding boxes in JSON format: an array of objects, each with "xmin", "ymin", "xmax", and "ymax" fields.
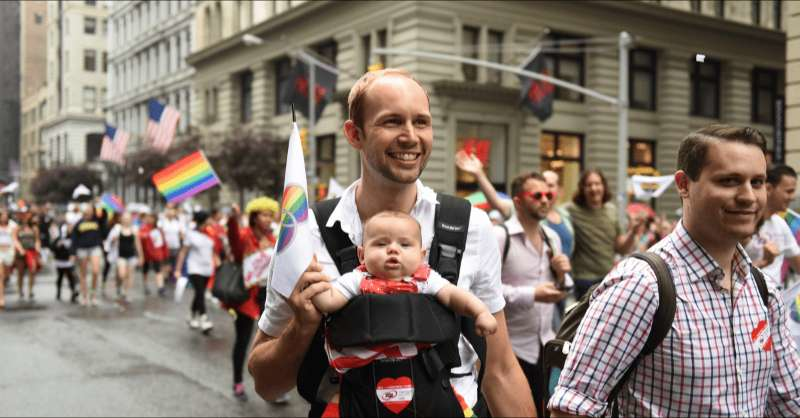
[
  {"xmin": 677, "ymin": 124, "xmax": 767, "ymax": 181},
  {"xmin": 347, "ymin": 68, "xmax": 429, "ymax": 130},
  {"xmin": 572, "ymin": 169, "xmax": 612, "ymax": 207},
  {"xmin": 363, "ymin": 210, "xmax": 422, "ymax": 242},
  {"xmin": 510, "ymin": 172, "xmax": 546, "ymax": 197},
  {"xmin": 767, "ymin": 164, "xmax": 798, "ymax": 186}
]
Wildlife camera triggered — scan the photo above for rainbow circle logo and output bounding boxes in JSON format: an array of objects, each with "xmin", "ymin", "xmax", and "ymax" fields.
[{"xmin": 277, "ymin": 184, "xmax": 309, "ymax": 253}]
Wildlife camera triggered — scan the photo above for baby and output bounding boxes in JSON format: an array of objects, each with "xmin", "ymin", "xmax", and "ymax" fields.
[{"xmin": 311, "ymin": 211, "xmax": 497, "ymax": 414}]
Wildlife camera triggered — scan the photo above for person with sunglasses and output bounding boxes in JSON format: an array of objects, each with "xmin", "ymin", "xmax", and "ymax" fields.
[{"xmin": 494, "ymin": 171, "xmax": 572, "ymax": 418}]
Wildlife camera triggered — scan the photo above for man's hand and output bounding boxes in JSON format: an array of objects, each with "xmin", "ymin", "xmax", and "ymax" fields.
[
  {"xmin": 550, "ymin": 254, "xmax": 571, "ymax": 276},
  {"xmin": 288, "ymin": 256, "xmax": 331, "ymax": 328},
  {"xmin": 455, "ymin": 150, "xmax": 484, "ymax": 175},
  {"xmin": 534, "ymin": 282, "xmax": 567, "ymax": 303},
  {"xmin": 475, "ymin": 311, "xmax": 498, "ymax": 336},
  {"xmin": 231, "ymin": 203, "xmax": 241, "ymax": 218}
]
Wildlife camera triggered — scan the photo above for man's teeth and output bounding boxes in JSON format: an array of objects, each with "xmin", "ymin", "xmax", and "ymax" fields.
[{"xmin": 390, "ymin": 153, "xmax": 418, "ymax": 161}]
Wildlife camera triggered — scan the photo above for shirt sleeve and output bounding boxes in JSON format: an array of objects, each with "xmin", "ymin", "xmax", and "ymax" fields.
[
  {"xmin": 548, "ymin": 258, "xmax": 660, "ymax": 417},
  {"xmin": 423, "ymin": 269, "xmax": 450, "ymax": 295},
  {"xmin": 764, "ymin": 287, "xmax": 800, "ymax": 416},
  {"xmin": 331, "ymin": 271, "xmax": 362, "ymax": 300}
]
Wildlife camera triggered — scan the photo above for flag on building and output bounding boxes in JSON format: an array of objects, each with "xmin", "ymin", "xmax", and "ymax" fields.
[
  {"xmin": 270, "ymin": 122, "xmax": 314, "ymax": 298},
  {"xmin": 278, "ymin": 59, "xmax": 337, "ymax": 121},
  {"xmin": 99, "ymin": 123, "xmax": 130, "ymax": 165},
  {"xmin": 146, "ymin": 99, "xmax": 180, "ymax": 153},
  {"xmin": 100, "ymin": 193, "xmax": 124, "ymax": 214},
  {"xmin": 151, "ymin": 151, "xmax": 220, "ymax": 204},
  {"xmin": 518, "ymin": 49, "xmax": 555, "ymax": 122}
]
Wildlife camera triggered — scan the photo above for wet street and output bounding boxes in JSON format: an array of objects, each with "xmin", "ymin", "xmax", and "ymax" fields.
[{"xmin": 0, "ymin": 266, "xmax": 307, "ymax": 417}]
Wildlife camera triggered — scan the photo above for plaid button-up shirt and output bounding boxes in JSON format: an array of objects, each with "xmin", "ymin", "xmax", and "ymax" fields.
[{"xmin": 548, "ymin": 221, "xmax": 800, "ymax": 417}]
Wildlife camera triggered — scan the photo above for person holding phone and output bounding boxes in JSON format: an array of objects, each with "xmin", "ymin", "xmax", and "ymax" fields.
[{"xmin": 494, "ymin": 171, "xmax": 571, "ymax": 418}]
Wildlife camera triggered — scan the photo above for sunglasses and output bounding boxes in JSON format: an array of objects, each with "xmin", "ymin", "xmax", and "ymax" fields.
[{"xmin": 517, "ymin": 191, "xmax": 554, "ymax": 201}]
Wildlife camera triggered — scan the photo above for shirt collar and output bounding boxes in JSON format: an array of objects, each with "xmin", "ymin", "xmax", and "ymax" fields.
[
  {"xmin": 504, "ymin": 215, "xmax": 525, "ymax": 235},
  {"xmin": 669, "ymin": 220, "xmax": 753, "ymax": 286}
]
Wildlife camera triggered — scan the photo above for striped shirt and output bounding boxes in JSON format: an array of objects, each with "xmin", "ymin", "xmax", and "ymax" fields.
[{"xmin": 548, "ymin": 221, "xmax": 800, "ymax": 417}]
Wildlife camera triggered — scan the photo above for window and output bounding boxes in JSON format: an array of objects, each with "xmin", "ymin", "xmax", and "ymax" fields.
[
  {"xmin": 540, "ymin": 131, "xmax": 583, "ymax": 204},
  {"xmin": 461, "ymin": 25, "xmax": 480, "ymax": 82},
  {"xmin": 629, "ymin": 139, "xmax": 656, "ymax": 168},
  {"xmin": 629, "ymin": 49, "xmax": 657, "ymax": 111},
  {"xmin": 544, "ymin": 33, "xmax": 585, "ymax": 102},
  {"xmin": 84, "ymin": 17, "xmax": 96, "ymax": 34},
  {"xmin": 752, "ymin": 68, "xmax": 778, "ymax": 124},
  {"xmin": 487, "ymin": 29, "xmax": 504, "ymax": 84},
  {"xmin": 83, "ymin": 86, "xmax": 96, "ymax": 113},
  {"xmin": 752, "ymin": 0, "xmax": 761, "ymax": 25},
  {"xmin": 314, "ymin": 39, "xmax": 338, "ymax": 66},
  {"xmin": 102, "ymin": 52, "xmax": 107, "ymax": 73},
  {"xmin": 774, "ymin": 0, "xmax": 782, "ymax": 30},
  {"xmin": 317, "ymin": 134, "xmax": 336, "ymax": 200},
  {"xmin": 456, "ymin": 121, "xmax": 509, "ymax": 194},
  {"xmin": 690, "ymin": 0, "xmax": 701, "ymax": 13},
  {"xmin": 690, "ymin": 57, "xmax": 720, "ymax": 118},
  {"xmin": 84, "ymin": 49, "xmax": 96, "ymax": 72},
  {"xmin": 102, "ymin": 19, "xmax": 107, "ymax": 36},
  {"xmin": 85, "ymin": 0, "xmax": 96, "ymax": 6},
  {"xmin": 275, "ymin": 57, "xmax": 293, "ymax": 115},
  {"xmin": 205, "ymin": 87, "xmax": 218, "ymax": 123},
  {"xmin": 34, "ymin": 13, "xmax": 43, "ymax": 24},
  {"xmin": 362, "ymin": 29, "xmax": 387, "ymax": 72},
  {"xmin": 714, "ymin": 0, "xmax": 724, "ymax": 17},
  {"xmin": 239, "ymin": 70, "xmax": 253, "ymax": 123}
]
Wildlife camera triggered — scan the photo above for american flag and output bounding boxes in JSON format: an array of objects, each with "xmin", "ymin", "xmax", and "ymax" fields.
[
  {"xmin": 146, "ymin": 98, "xmax": 180, "ymax": 153},
  {"xmin": 99, "ymin": 123, "xmax": 129, "ymax": 165}
]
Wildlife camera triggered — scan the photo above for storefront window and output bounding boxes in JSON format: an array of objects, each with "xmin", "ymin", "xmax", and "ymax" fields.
[
  {"xmin": 540, "ymin": 131, "xmax": 583, "ymax": 204},
  {"xmin": 456, "ymin": 121, "xmax": 508, "ymax": 196}
]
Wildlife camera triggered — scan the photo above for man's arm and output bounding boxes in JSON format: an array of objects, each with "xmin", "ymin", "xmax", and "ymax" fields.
[
  {"xmin": 481, "ymin": 309, "xmax": 537, "ymax": 417},
  {"xmin": 455, "ymin": 151, "xmax": 512, "ymax": 219}
]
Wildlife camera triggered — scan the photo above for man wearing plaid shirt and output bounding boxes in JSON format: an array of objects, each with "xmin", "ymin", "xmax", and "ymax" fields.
[{"xmin": 549, "ymin": 124, "xmax": 800, "ymax": 417}]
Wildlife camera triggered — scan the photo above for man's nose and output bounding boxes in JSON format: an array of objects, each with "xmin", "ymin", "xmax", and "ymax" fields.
[{"xmin": 397, "ymin": 121, "xmax": 419, "ymax": 144}]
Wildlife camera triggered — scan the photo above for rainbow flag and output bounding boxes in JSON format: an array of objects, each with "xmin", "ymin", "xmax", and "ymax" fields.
[
  {"xmin": 781, "ymin": 208, "xmax": 800, "ymax": 241},
  {"xmin": 101, "ymin": 193, "xmax": 124, "ymax": 214},
  {"xmin": 152, "ymin": 151, "xmax": 221, "ymax": 203}
]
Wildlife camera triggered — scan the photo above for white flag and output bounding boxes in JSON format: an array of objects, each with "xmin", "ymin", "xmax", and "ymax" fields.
[
  {"xmin": 631, "ymin": 175, "xmax": 674, "ymax": 200},
  {"xmin": 270, "ymin": 123, "xmax": 314, "ymax": 298}
]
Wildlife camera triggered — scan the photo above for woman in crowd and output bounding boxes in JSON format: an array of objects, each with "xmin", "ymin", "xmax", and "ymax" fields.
[
  {"xmin": 565, "ymin": 169, "xmax": 643, "ymax": 299},
  {"xmin": 107, "ymin": 213, "xmax": 144, "ymax": 305},
  {"xmin": 174, "ymin": 211, "xmax": 217, "ymax": 334},
  {"xmin": 226, "ymin": 197, "xmax": 279, "ymax": 402},
  {"xmin": 71, "ymin": 204, "xmax": 107, "ymax": 307},
  {"xmin": 52, "ymin": 214, "xmax": 78, "ymax": 303},
  {"xmin": 140, "ymin": 213, "xmax": 169, "ymax": 297},
  {"xmin": 0, "ymin": 210, "xmax": 16, "ymax": 308},
  {"xmin": 14, "ymin": 210, "xmax": 41, "ymax": 301}
]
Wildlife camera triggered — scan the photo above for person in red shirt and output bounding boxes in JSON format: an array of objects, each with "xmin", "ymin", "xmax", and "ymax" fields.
[
  {"xmin": 139, "ymin": 213, "xmax": 169, "ymax": 297},
  {"xmin": 203, "ymin": 208, "xmax": 228, "ymax": 291},
  {"xmin": 227, "ymin": 197, "xmax": 278, "ymax": 401}
]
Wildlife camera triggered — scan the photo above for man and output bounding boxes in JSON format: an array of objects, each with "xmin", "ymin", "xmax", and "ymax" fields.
[
  {"xmin": 549, "ymin": 125, "xmax": 800, "ymax": 417},
  {"xmin": 495, "ymin": 171, "xmax": 570, "ymax": 417},
  {"xmin": 248, "ymin": 69, "xmax": 536, "ymax": 417},
  {"xmin": 542, "ymin": 170, "xmax": 573, "ymax": 257},
  {"xmin": 745, "ymin": 164, "xmax": 800, "ymax": 288}
]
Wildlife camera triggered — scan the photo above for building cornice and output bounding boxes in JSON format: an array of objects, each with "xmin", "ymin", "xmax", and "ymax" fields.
[
  {"xmin": 40, "ymin": 114, "xmax": 105, "ymax": 131},
  {"xmin": 186, "ymin": 0, "xmax": 333, "ymax": 67}
]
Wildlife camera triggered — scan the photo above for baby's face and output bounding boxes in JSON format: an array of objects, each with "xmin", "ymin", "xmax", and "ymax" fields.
[{"xmin": 360, "ymin": 216, "xmax": 425, "ymax": 279}]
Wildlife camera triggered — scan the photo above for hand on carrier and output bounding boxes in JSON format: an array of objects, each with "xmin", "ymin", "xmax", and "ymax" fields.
[
  {"xmin": 474, "ymin": 311, "xmax": 498, "ymax": 337},
  {"xmin": 288, "ymin": 255, "xmax": 332, "ymax": 328}
]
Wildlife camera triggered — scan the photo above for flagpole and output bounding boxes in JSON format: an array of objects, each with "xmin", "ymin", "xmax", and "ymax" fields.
[{"xmin": 308, "ymin": 60, "xmax": 317, "ymax": 204}]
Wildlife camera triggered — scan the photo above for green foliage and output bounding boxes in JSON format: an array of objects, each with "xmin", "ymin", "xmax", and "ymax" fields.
[
  {"xmin": 31, "ymin": 165, "xmax": 103, "ymax": 204},
  {"xmin": 209, "ymin": 130, "xmax": 287, "ymax": 205}
]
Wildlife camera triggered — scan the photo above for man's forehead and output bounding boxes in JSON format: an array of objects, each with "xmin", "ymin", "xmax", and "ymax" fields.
[
  {"xmin": 363, "ymin": 77, "xmax": 429, "ymax": 111},
  {"xmin": 700, "ymin": 141, "xmax": 766, "ymax": 175}
]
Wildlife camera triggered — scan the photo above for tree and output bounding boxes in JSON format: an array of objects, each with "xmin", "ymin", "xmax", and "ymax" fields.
[
  {"xmin": 31, "ymin": 165, "xmax": 103, "ymax": 204},
  {"xmin": 210, "ymin": 130, "xmax": 287, "ymax": 207}
]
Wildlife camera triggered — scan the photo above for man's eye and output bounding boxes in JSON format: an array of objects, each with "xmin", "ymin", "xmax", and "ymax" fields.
[
  {"xmin": 720, "ymin": 178, "xmax": 739, "ymax": 186},
  {"xmin": 751, "ymin": 179, "xmax": 765, "ymax": 188},
  {"xmin": 414, "ymin": 119, "xmax": 430, "ymax": 128},
  {"xmin": 383, "ymin": 118, "xmax": 400, "ymax": 126}
]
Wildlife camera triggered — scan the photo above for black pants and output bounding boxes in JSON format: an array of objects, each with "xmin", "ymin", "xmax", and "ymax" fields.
[
  {"xmin": 517, "ymin": 354, "xmax": 549, "ymax": 418},
  {"xmin": 189, "ymin": 274, "xmax": 209, "ymax": 315},
  {"xmin": 56, "ymin": 267, "xmax": 77, "ymax": 298},
  {"xmin": 232, "ymin": 287, "xmax": 266, "ymax": 384},
  {"xmin": 102, "ymin": 249, "xmax": 111, "ymax": 283}
]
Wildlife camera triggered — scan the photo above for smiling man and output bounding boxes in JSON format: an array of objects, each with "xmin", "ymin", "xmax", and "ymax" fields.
[
  {"xmin": 549, "ymin": 125, "xmax": 800, "ymax": 417},
  {"xmin": 247, "ymin": 69, "xmax": 535, "ymax": 417}
]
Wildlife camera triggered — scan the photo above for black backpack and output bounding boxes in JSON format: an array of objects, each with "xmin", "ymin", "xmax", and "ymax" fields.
[
  {"xmin": 298, "ymin": 194, "xmax": 489, "ymax": 418},
  {"xmin": 542, "ymin": 252, "xmax": 770, "ymax": 417}
]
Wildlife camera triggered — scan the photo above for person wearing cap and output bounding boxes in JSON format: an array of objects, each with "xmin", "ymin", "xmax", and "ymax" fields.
[
  {"xmin": 174, "ymin": 211, "xmax": 218, "ymax": 333},
  {"xmin": 226, "ymin": 197, "xmax": 279, "ymax": 402}
]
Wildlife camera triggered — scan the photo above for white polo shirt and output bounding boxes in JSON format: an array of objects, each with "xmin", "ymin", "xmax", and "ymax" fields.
[
  {"xmin": 745, "ymin": 214, "xmax": 800, "ymax": 287},
  {"xmin": 259, "ymin": 179, "xmax": 505, "ymax": 408}
]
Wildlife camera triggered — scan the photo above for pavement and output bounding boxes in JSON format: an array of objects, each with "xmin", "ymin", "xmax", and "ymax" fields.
[{"xmin": 0, "ymin": 265, "xmax": 309, "ymax": 417}]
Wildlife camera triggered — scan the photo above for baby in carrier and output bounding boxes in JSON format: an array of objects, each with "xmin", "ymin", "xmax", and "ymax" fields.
[{"xmin": 312, "ymin": 211, "xmax": 497, "ymax": 417}]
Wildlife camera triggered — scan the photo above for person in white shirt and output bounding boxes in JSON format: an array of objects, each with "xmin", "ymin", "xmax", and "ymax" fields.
[
  {"xmin": 0, "ymin": 209, "xmax": 18, "ymax": 309},
  {"xmin": 248, "ymin": 68, "xmax": 535, "ymax": 417},
  {"xmin": 159, "ymin": 205, "xmax": 186, "ymax": 277},
  {"xmin": 174, "ymin": 211, "xmax": 218, "ymax": 333},
  {"xmin": 744, "ymin": 164, "xmax": 800, "ymax": 288}
]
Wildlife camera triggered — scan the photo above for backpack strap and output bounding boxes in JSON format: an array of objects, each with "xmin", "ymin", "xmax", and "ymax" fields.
[
  {"xmin": 608, "ymin": 252, "xmax": 676, "ymax": 416},
  {"xmin": 312, "ymin": 198, "xmax": 358, "ymax": 274},
  {"xmin": 428, "ymin": 194, "xmax": 471, "ymax": 283},
  {"xmin": 499, "ymin": 223, "xmax": 510, "ymax": 264},
  {"xmin": 751, "ymin": 267, "xmax": 770, "ymax": 309}
]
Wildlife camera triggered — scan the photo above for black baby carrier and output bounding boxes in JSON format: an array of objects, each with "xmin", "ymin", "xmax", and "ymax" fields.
[{"xmin": 298, "ymin": 195, "xmax": 488, "ymax": 417}]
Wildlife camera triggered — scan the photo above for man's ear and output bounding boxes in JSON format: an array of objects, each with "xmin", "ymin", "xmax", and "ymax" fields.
[
  {"xmin": 343, "ymin": 120, "xmax": 364, "ymax": 150},
  {"xmin": 675, "ymin": 170, "xmax": 691, "ymax": 199},
  {"xmin": 357, "ymin": 245, "xmax": 365, "ymax": 263}
]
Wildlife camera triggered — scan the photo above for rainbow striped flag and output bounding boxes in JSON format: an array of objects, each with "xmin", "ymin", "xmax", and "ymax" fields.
[
  {"xmin": 101, "ymin": 193, "xmax": 124, "ymax": 214},
  {"xmin": 152, "ymin": 151, "xmax": 221, "ymax": 203},
  {"xmin": 781, "ymin": 208, "xmax": 800, "ymax": 241}
]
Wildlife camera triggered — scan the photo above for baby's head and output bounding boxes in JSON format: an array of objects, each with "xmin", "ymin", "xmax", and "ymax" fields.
[{"xmin": 359, "ymin": 211, "xmax": 426, "ymax": 279}]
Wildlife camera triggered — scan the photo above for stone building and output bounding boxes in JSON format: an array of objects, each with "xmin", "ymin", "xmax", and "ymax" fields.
[{"xmin": 0, "ymin": 1, "xmax": 21, "ymax": 185}]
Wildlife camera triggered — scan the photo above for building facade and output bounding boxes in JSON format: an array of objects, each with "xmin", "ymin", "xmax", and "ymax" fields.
[
  {"xmin": 187, "ymin": 0, "xmax": 787, "ymax": 215},
  {"xmin": 38, "ymin": 0, "xmax": 109, "ymax": 175},
  {"xmin": 788, "ymin": 1, "xmax": 800, "ymax": 169},
  {"xmin": 0, "ymin": 1, "xmax": 21, "ymax": 185},
  {"xmin": 19, "ymin": 0, "xmax": 49, "ymax": 198}
]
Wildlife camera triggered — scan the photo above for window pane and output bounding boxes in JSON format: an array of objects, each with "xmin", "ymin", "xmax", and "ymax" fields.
[
  {"xmin": 556, "ymin": 58, "xmax": 582, "ymax": 101},
  {"xmin": 757, "ymin": 89, "xmax": 774, "ymax": 123},
  {"xmin": 84, "ymin": 17, "xmax": 96, "ymax": 34},
  {"xmin": 632, "ymin": 50, "xmax": 653, "ymax": 68},
  {"xmin": 632, "ymin": 72, "xmax": 654, "ymax": 110},
  {"xmin": 84, "ymin": 49, "xmax": 96, "ymax": 71},
  {"xmin": 456, "ymin": 121, "xmax": 508, "ymax": 194},
  {"xmin": 275, "ymin": 59, "xmax": 292, "ymax": 114},
  {"xmin": 697, "ymin": 81, "xmax": 718, "ymax": 117},
  {"xmin": 462, "ymin": 26, "xmax": 479, "ymax": 81},
  {"xmin": 540, "ymin": 132, "xmax": 555, "ymax": 158},
  {"xmin": 630, "ymin": 140, "xmax": 655, "ymax": 167},
  {"xmin": 487, "ymin": 30, "xmax": 503, "ymax": 84},
  {"xmin": 559, "ymin": 134, "xmax": 581, "ymax": 159},
  {"xmin": 699, "ymin": 62, "xmax": 718, "ymax": 78}
]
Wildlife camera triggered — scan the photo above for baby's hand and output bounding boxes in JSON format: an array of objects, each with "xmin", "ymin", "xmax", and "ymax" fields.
[{"xmin": 474, "ymin": 311, "xmax": 497, "ymax": 336}]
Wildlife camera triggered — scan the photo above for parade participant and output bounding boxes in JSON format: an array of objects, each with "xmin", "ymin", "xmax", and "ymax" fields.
[
  {"xmin": 495, "ymin": 172, "xmax": 570, "ymax": 418},
  {"xmin": 455, "ymin": 149, "xmax": 513, "ymax": 219},
  {"xmin": 174, "ymin": 211, "xmax": 217, "ymax": 333},
  {"xmin": 744, "ymin": 164, "xmax": 800, "ymax": 288},
  {"xmin": 0, "ymin": 209, "xmax": 17, "ymax": 308},
  {"xmin": 159, "ymin": 204, "xmax": 186, "ymax": 279},
  {"xmin": 248, "ymin": 69, "xmax": 535, "ymax": 417},
  {"xmin": 565, "ymin": 169, "xmax": 643, "ymax": 299},
  {"xmin": 52, "ymin": 215, "xmax": 78, "ymax": 303},
  {"xmin": 140, "ymin": 213, "xmax": 168, "ymax": 297},
  {"xmin": 14, "ymin": 210, "xmax": 41, "ymax": 301},
  {"xmin": 227, "ymin": 197, "xmax": 278, "ymax": 402},
  {"xmin": 101, "ymin": 212, "xmax": 119, "ymax": 297},
  {"xmin": 311, "ymin": 211, "xmax": 497, "ymax": 416},
  {"xmin": 107, "ymin": 213, "xmax": 144, "ymax": 305},
  {"xmin": 549, "ymin": 125, "xmax": 800, "ymax": 417},
  {"xmin": 542, "ymin": 170, "xmax": 574, "ymax": 257},
  {"xmin": 71, "ymin": 204, "xmax": 106, "ymax": 307},
  {"xmin": 202, "ymin": 207, "xmax": 227, "ymax": 293}
]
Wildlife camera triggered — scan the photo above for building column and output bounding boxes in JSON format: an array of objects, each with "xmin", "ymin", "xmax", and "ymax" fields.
[
  {"xmin": 656, "ymin": 49, "xmax": 691, "ymax": 217},
  {"xmin": 786, "ymin": 1, "xmax": 800, "ymax": 168},
  {"xmin": 250, "ymin": 61, "xmax": 268, "ymax": 131},
  {"xmin": 721, "ymin": 61, "xmax": 751, "ymax": 126},
  {"xmin": 584, "ymin": 48, "xmax": 621, "ymax": 194}
]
